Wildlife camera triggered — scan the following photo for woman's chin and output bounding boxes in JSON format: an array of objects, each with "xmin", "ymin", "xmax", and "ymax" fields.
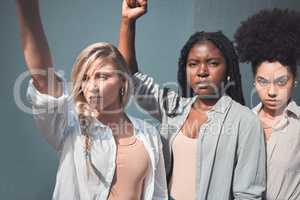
[
  {"xmin": 262, "ymin": 101, "xmax": 287, "ymax": 114},
  {"xmin": 194, "ymin": 89, "xmax": 221, "ymax": 99}
]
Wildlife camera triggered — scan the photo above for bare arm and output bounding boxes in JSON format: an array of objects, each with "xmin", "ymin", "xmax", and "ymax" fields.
[
  {"xmin": 118, "ymin": 0, "xmax": 147, "ymax": 74},
  {"xmin": 16, "ymin": 0, "xmax": 62, "ymax": 97}
]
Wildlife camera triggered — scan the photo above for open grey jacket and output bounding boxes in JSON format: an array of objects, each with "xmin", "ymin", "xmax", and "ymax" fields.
[{"xmin": 133, "ymin": 72, "xmax": 266, "ymax": 200}]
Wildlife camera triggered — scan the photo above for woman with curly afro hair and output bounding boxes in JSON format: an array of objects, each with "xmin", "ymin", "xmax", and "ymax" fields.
[{"xmin": 235, "ymin": 8, "xmax": 300, "ymax": 200}]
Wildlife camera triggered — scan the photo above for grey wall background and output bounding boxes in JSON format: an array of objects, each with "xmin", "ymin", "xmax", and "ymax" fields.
[{"xmin": 0, "ymin": 0, "xmax": 299, "ymax": 199}]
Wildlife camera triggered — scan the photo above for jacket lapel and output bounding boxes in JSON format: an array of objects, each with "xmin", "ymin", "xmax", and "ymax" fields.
[{"xmin": 197, "ymin": 96, "xmax": 233, "ymax": 199}]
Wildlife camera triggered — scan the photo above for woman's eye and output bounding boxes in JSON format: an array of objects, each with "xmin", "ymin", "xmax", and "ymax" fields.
[
  {"xmin": 208, "ymin": 61, "xmax": 219, "ymax": 66},
  {"xmin": 276, "ymin": 79, "xmax": 288, "ymax": 86},
  {"xmin": 188, "ymin": 62, "xmax": 197, "ymax": 67},
  {"xmin": 95, "ymin": 74, "xmax": 108, "ymax": 80},
  {"xmin": 257, "ymin": 78, "xmax": 269, "ymax": 86}
]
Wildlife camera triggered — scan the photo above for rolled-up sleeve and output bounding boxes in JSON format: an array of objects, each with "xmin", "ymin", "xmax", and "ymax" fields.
[
  {"xmin": 26, "ymin": 74, "xmax": 73, "ymax": 151},
  {"xmin": 233, "ymin": 116, "xmax": 266, "ymax": 200},
  {"xmin": 133, "ymin": 72, "xmax": 178, "ymax": 122}
]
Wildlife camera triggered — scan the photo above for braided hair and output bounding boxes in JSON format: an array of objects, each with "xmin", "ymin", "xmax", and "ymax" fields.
[{"xmin": 177, "ymin": 31, "xmax": 245, "ymax": 105}]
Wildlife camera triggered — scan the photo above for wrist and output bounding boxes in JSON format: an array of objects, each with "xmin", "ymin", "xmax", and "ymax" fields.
[{"xmin": 121, "ymin": 16, "xmax": 137, "ymax": 25}]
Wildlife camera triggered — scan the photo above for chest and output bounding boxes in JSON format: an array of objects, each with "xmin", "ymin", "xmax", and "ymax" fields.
[
  {"xmin": 115, "ymin": 139, "xmax": 150, "ymax": 179},
  {"xmin": 267, "ymin": 120, "xmax": 300, "ymax": 173},
  {"xmin": 181, "ymin": 110, "xmax": 208, "ymax": 138}
]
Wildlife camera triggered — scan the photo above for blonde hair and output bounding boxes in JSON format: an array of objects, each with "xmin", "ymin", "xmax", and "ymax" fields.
[
  {"xmin": 70, "ymin": 42, "xmax": 131, "ymax": 178},
  {"xmin": 71, "ymin": 42, "xmax": 131, "ymax": 111}
]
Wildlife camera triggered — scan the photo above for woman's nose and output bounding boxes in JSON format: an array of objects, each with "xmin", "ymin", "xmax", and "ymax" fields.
[
  {"xmin": 267, "ymin": 84, "xmax": 277, "ymax": 98},
  {"xmin": 87, "ymin": 80, "xmax": 99, "ymax": 93},
  {"xmin": 197, "ymin": 64, "xmax": 209, "ymax": 77}
]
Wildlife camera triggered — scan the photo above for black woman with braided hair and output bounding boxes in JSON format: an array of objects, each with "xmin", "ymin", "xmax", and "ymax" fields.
[{"xmin": 118, "ymin": 0, "xmax": 266, "ymax": 199}]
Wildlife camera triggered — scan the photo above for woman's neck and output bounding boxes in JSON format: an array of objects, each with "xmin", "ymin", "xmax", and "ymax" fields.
[
  {"xmin": 193, "ymin": 97, "xmax": 219, "ymax": 112},
  {"xmin": 260, "ymin": 106, "xmax": 285, "ymax": 120},
  {"xmin": 97, "ymin": 111, "xmax": 133, "ymax": 138},
  {"xmin": 97, "ymin": 111, "xmax": 127, "ymax": 126}
]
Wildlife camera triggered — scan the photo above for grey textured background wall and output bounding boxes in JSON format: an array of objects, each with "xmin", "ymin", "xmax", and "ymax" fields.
[
  {"xmin": 0, "ymin": 0, "xmax": 299, "ymax": 199},
  {"xmin": 193, "ymin": 0, "xmax": 300, "ymax": 105}
]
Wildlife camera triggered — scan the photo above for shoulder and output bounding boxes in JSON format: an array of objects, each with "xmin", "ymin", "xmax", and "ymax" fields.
[
  {"xmin": 287, "ymin": 100, "xmax": 300, "ymax": 119},
  {"xmin": 162, "ymin": 90, "xmax": 195, "ymax": 117},
  {"xmin": 225, "ymin": 101, "xmax": 262, "ymax": 138},
  {"xmin": 229, "ymin": 100, "xmax": 260, "ymax": 123},
  {"xmin": 129, "ymin": 115, "xmax": 160, "ymax": 137}
]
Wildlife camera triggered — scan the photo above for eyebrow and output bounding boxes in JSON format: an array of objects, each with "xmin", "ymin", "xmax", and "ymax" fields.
[
  {"xmin": 274, "ymin": 75, "xmax": 289, "ymax": 81},
  {"xmin": 84, "ymin": 71, "xmax": 114, "ymax": 78},
  {"xmin": 187, "ymin": 57, "xmax": 222, "ymax": 62},
  {"xmin": 256, "ymin": 75, "xmax": 289, "ymax": 81},
  {"xmin": 207, "ymin": 58, "xmax": 221, "ymax": 62},
  {"xmin": 256, "ymin": 76, "xmax": 268, "ymax": 80},
  {"xmin": 94, "ymin": 71, "xmax": 114, "ymax": 75},
  {"xmin": 94, "ymin": 72, "xmax": 116, "ymax": 78}
]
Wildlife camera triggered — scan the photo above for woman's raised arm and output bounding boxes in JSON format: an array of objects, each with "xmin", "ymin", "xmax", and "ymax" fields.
[
  {"xmin": 118, "ymin": 0, "xmax": 147, "ymax": 74},
  {"xmin": 16, "ymin": 0, "xmax": 62, "ymax": 97}
]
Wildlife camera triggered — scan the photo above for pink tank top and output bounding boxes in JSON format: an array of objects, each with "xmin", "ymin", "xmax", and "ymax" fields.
[
  {"xmin": 169, "ymin": 132, "xmax": 198, "ymax": 200},
  {"xmin": 107, "ymin": 136, "xmax": 150, "ymax": 200}
]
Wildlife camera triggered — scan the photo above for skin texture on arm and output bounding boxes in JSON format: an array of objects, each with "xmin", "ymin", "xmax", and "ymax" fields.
[
  {"xmin": 16, "ymin": 0, "xmax": 62, "ymax": 97},
  {"xmin": 118, "ymin": 0, "xmax": 147, "ymax": 74}
]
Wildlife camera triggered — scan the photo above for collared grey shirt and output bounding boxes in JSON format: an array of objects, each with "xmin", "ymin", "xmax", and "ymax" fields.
[
  {"xmin": 253, "ymin": 100, "xmax": 300, "ymax": 200},
  {"xmin": 133, "ymin": 72, "xmax": 266, "ymax": 200}
]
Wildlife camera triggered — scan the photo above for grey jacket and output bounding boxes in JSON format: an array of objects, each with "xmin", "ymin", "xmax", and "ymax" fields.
[{"xmin": 133, "ymin": 72, "xmax": 266, "ymax": 200}]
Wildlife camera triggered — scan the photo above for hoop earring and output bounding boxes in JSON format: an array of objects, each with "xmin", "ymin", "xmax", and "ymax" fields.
[{"xmin": 294, "ymin": 80, "xmax": 298, "ymax": 87}]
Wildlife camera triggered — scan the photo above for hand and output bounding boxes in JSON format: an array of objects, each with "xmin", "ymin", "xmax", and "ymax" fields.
[
  {"xmin": 126, "ymin": 0, "xmax": 138, "ymax": 8},
  {"xmin": 122, "ymin": 0, "xmax": 147, "ymax": 21}
]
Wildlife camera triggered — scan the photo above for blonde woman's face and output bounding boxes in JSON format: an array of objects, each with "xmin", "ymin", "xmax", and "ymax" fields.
[{"xmin": 81, "ymin": 60, "xmax": 124, "ymax": 113}]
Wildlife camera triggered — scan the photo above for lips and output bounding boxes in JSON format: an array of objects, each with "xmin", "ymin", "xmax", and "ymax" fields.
[
  {"xmin": 196, "ymin": 81, "xmax": 211, "ymax": 89},
  {"xmin": 264, "ymin": 99, "xmax": 280, "ymax": 106},
  {"xmin": 265, "ymin": 99, "xmax": 278, "ymax": 102}
]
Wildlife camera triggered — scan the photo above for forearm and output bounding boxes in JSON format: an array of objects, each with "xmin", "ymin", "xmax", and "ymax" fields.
[
  {"xmin": 118, "ymin": 17, "xmax": 138, "ymax": 74},
  {"xmin": 17, "ymin": 0, "xmax": 53, "ymax": 72},
  {"xmin": 16, "ymin": 0, "xmax": 61, "ymax": 96}
]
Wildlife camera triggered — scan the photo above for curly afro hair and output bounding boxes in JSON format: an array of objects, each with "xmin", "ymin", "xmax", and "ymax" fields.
[{"xmin": 234, "ymin": 8, "xmax": 300, "ymax": 76}]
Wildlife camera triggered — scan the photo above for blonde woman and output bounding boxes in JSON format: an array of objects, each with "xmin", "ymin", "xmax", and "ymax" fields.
[{"xmin": 16, "ymin": 0, "xmax": 167, "ymax": 199}]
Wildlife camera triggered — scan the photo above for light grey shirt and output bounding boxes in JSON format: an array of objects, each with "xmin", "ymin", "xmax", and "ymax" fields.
[
  {"xmin": 133, "ymin": 72, "xmax": 266, "ymax": 200},
  {"xmin": 253, "ymin": 101, "xmax": 300, "ymax": 200}
]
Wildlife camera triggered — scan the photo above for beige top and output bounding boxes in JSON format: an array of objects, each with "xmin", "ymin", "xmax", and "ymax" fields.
[
  {"xmin": 169, "ymin": 132, "xmax": 198, "ymax": 200},
  {"xmin": 253, "ymin": 101, "xmax": 300, "ymax": 200},
  {"xmin": 108, "ymin": 136, "xmax": 150, "ymax": 200}
]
